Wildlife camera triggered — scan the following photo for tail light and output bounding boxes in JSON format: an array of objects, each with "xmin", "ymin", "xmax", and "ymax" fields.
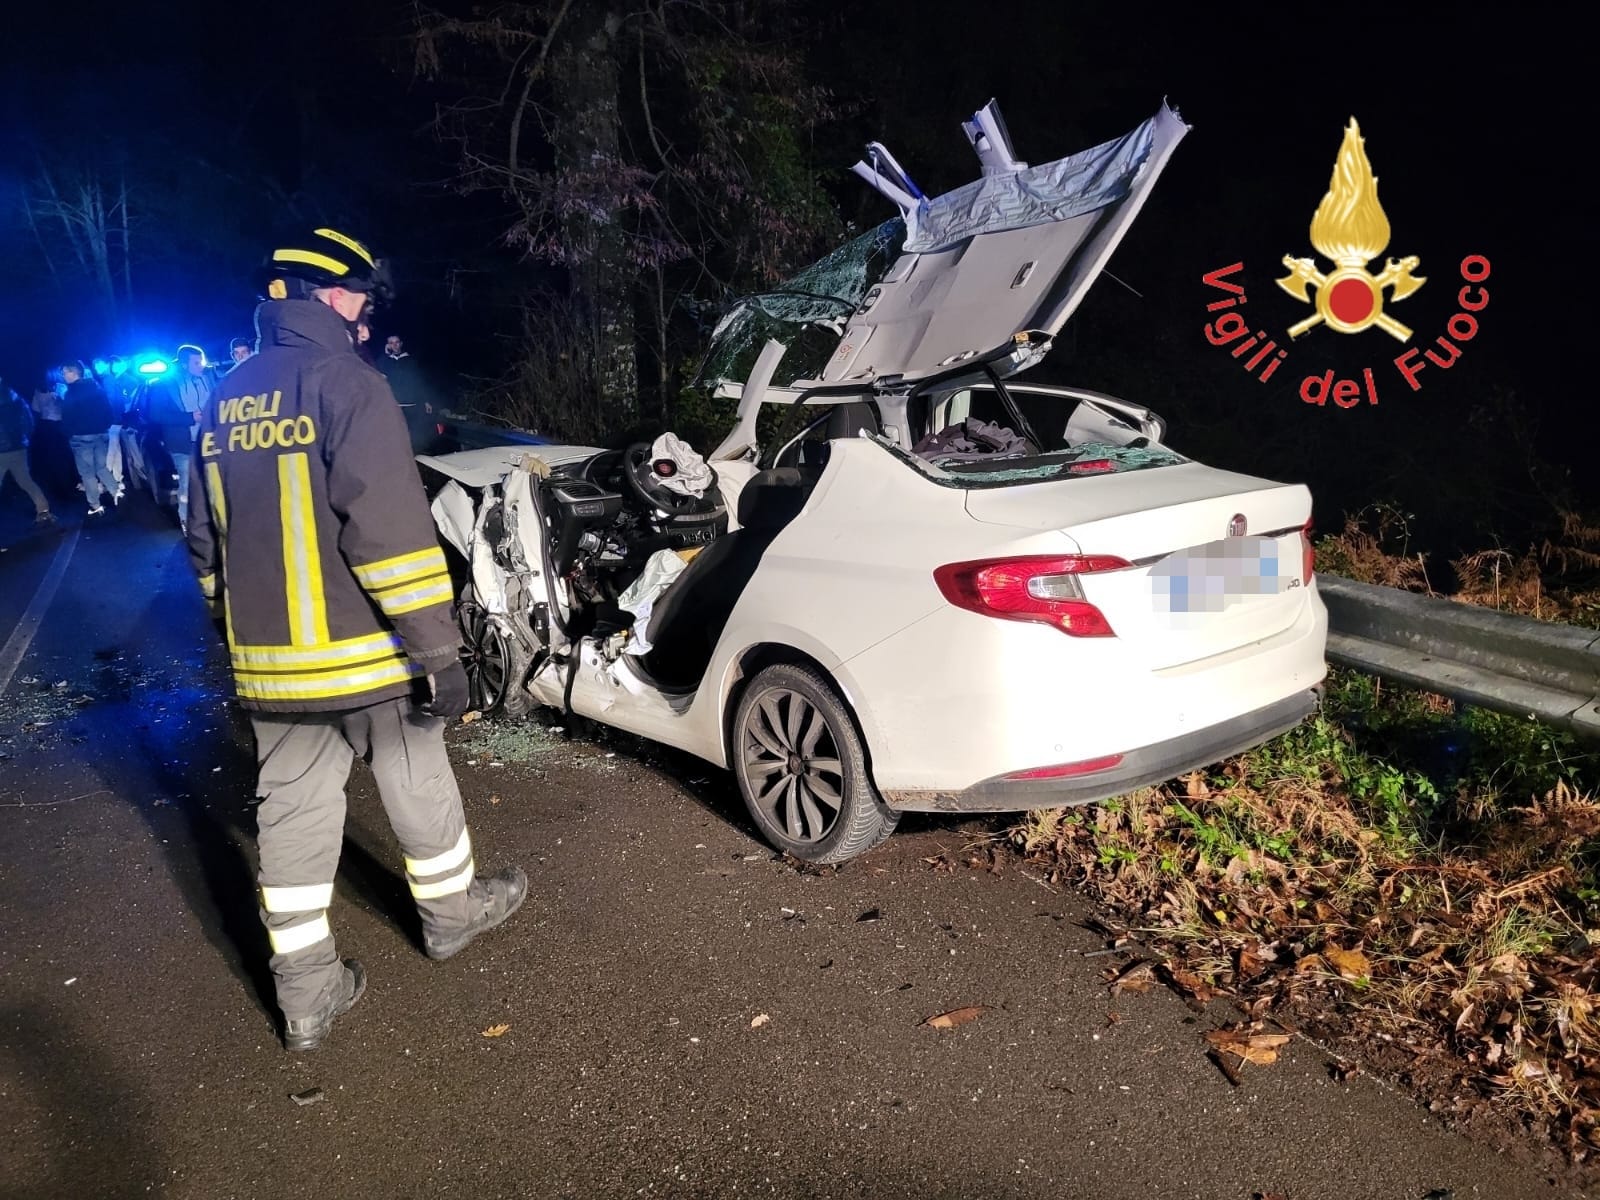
[
  {"xmin": 1004, "ymin": 754, "xmax": 1124, "ymax": 781},
  {"xmin": 1301, "ymin": 518, "xmax": 1315, "ymax": 584},
  {"xmin": 934, "ymin": 554, "xmax": 1130, "ymax": 637}
]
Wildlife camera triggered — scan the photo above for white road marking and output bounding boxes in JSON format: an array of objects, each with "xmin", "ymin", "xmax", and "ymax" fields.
[{"xmin": 0, "ymin": 527, "xmax": 82, "ymax": 696}]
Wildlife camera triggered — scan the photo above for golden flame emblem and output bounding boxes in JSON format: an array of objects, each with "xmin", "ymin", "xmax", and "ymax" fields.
[{"xmin": 1277, "ymin": 118, "xmax": 1424, "ymax": 341}]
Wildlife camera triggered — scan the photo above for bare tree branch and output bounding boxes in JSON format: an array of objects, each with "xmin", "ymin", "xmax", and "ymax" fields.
[{"xmin": 508, "ymin": 0, "xmax": 574, "ymax": 175}]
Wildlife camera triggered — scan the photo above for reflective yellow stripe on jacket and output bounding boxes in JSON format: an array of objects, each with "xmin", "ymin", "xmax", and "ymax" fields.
[
  {"xmin": 279, "ymin": 452, "xmax": 329, "ymax": 645},
  {"xmin": 230, "ymin": 631, "xmax": 422, "ymax": 703},
  {"xmin": 352, "ymin": 548, "xmax": 452, "ymax": 619}
]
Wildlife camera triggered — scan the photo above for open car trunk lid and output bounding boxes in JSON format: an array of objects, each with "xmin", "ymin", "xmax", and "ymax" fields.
[
  {"xmin": 812, "ymin": 100, "xmax": 1190, "ymax": 387},
  {"xmin": 964, "ymin": 464, "xmax": 1314, "ymax": 670}
]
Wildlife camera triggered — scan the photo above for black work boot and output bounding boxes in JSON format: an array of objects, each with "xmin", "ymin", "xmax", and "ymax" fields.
[
  {"xmin": 284, "ymin": 959, "xmax": 366, "ymax": 1052},
  {"xmin": 424, "ymin": 868, "xmax": 528, "ymax": 961}
]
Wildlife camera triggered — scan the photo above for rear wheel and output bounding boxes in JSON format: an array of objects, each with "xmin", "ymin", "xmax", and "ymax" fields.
[
  {"xmin": 457, "ymin": 595, "xmax": 533, "ymax": 717},
  {"xmin": 732, "ymin": 663, "xmax": 898, "ymax": 864}
]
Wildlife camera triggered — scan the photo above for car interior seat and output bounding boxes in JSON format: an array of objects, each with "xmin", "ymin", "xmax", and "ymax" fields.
[
  {"xmin": 795, "ymin": 400, "xmax": 881, "ymax": 469},
  {"xmin": 826, "ymin": 400, "xmax": 880, "ymax": 440},
  {"xmin": 634, "ymin": 467, "xmax": 815, "ymax": 692}
]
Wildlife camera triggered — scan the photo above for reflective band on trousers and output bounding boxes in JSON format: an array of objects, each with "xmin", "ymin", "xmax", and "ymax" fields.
[
  {"xmin": 405, "ymin": 829, "xmax": 471, "ymax": 878},
  {"xmin": 268, "ymin": 913, "xmax": 331, "ymax": 956},
  {"xmin": 261, "ymin": 882, "xmax": 334, "ymax": 913},
  {"xmin": 410, "ymin": 860, "xmax": 474, "ymax": 901}
]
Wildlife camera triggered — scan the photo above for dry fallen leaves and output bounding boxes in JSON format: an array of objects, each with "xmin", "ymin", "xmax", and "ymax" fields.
[
  {"xmin": 921, "ymin": 1005, "xmax": 987, "ymax": 1030},
  {"xmin": 1162, "ymin": 963, "xmax": 1216, "ymax": 1009},
  {"xmin": 749, "ymin": 1013, "xmax": 770, "ymax": 1029},
  {"xmin": 1106, "ymin": 960, "xmax": 1157, "ymax": 995},
  {"xmin": 460, "ymin": 711, "xmax": 483, "ymax": 725},
  {"xmin": 1203, "ymin": 1030, "xmax": 1292, "ymax": 1075},
  {"xmin": 1322, "ymin": 944, "xmax": 1372, "ymax": 982},
  {"xmin": 481, "ymin": 1023, "xmax": 511, "ymax": 1038}
]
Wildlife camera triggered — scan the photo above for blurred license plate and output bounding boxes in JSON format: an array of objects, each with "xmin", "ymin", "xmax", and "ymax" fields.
[{"xmin": 1150, "ymin": 537, "xmax": 1293, "ymax": 613}]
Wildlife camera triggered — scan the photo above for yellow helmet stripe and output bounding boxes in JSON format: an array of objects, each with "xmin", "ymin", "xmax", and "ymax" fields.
[
  {"xmin": 314, "ymin": 228, "xmax": 376, "ymax": 268},
  {"xmin": 272, "ymin": 249, "xmax": 349, "ymax": 277}
]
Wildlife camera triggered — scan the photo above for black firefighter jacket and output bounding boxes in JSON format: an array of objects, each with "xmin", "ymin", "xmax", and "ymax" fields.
[{"xmin": 186, "ymin": 299, "xmax": 459, "ymax": 713}]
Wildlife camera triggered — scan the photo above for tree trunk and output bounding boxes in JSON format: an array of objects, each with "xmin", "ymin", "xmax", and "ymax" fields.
[
  {"xmin": 119, "ymin": 175, "xmax": 133, "ymax": 320},
  {"xmin": 552, "ymin": 9, "xmax": 636, "ymax": 436}
]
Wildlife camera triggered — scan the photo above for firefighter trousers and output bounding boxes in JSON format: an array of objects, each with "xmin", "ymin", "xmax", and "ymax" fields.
[{"xmin": 249, "ymin": 697, "xmax": 479, "ymax": 1018}]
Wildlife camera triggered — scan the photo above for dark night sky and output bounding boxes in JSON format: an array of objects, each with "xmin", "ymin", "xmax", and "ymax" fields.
[{"xmin": 1, "ymin": 2, "xmax": 1584, "ymax": 546}]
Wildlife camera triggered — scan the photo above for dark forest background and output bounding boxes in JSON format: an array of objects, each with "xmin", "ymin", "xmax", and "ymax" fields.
[{"xmin": 0, "ymin": 1, "xmax": 1588, "ymax": 567}]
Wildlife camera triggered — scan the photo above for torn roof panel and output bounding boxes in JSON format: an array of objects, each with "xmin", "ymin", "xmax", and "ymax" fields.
[{"xmin": 813, "ymin": 101, "xmax": 1189, "ymax": 387}]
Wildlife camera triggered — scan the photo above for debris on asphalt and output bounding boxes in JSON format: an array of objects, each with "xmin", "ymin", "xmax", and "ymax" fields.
[
  {"xmin": 855, "ymin": 907, "xmax": 882, "ymax": 923},
  {"xmin": 749, "ymin": 1013, "xmax": 770, "ymax": 1029},
  {"xmin": 64, "ymin": 977, "xmax": 77, "ymax": 986},
  {"xmin": 1105, "ymin": 960, "xmax": 1156, "ymax": 995},
  {"xmin": 290, "ymin": 1088, "xmax": 325, "ymax": 1106},
  {"xmin": 481, "ymin": 1023, "xmax": 511, "ymax": 1038},
  {"xmin": 1161, "ymin": 963, "xmax": 1217, "ymax": 1010},
  {"xmin": 459, "ymin": 711, "xmax": 482, "ymax": 725},
  {"xmin": 920, "ymin": 1005, "xmax": 987, "ymax": 1031},
  {"xmin": 1205, "ymin": 1023, "xmax": 1291, "ymax": 1083}
]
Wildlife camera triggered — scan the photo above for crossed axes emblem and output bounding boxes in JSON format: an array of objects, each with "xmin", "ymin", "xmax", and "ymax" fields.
[{"xmin": 1277, "ymin": 254, "xmax": 1426, "ymax": 341}]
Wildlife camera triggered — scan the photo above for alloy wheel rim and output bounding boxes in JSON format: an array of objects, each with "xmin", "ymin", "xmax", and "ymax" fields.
[
  {"xmin": 461, "ymin": 605, "xmax": 508, "ymax": 710},
  {"xmin": 742, "ymin": 688, "xmax": 844, "ymax": 843}
]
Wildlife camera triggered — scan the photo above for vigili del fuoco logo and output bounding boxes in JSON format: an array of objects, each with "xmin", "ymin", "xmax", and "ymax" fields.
[{"xmin": 1200, "ymin": 117, "xmax": 1490, "ymax": 409}]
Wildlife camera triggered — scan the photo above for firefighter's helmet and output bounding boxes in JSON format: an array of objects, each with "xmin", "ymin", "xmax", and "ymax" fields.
[{"xmin": 259, "ymin": 228, "xmax": 394, "ymax": 303}]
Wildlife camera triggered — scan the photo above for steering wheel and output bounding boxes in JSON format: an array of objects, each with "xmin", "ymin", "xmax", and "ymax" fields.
[{"xmin": 622, "ymin": 442, "xmax": 714, "ymax": 514}]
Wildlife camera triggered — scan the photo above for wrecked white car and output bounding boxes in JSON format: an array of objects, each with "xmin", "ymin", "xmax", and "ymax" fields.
[{"xmin": 419, "ymin": 100, "xmax": 1328, "ymax": 864}]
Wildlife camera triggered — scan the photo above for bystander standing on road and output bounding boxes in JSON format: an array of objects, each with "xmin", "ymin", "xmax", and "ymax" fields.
[
  {"xmin": 143, "ymin": 345, "xmax": 214, "ymax": 527},
  {"xmin": 0, "ymin": 376, "xmax": 55, "ymax": 524},
  {"xmin": 28, "ymin": 378, "xmax": 74, "ymax": 497},
  {"xmin": 379, "ymin": 334, "xmax": 441, "ymax": 454},
  {"xmin": 104, "ymin": 354, "xmax": 150, "ymax": 495},
  {"xmin": 59, "ymin": 361, "xmax": 118, "ymax": 516},
  {"xmin": 223, "ymin": 336, "xmax": 254, "ymax": 375}
]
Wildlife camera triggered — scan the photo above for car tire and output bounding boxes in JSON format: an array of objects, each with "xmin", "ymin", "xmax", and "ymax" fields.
[
  {"xmin": 732, "ymin": 663, "xmax": 898, "ymax": 864},
  {"xmin": 457, "ymin": 594, "xmax": 533, "ymax": 718}
]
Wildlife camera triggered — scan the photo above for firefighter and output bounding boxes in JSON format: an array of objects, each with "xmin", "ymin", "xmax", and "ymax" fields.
[{"xmin": 186, "ymin": 227, "xmax": 527, "ymax": 1051}]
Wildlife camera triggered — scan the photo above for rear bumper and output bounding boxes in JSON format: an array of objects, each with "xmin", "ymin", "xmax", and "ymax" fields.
[{"xmin": 880, "ymin": 687, "xmax": 1320, "ymax": 813}]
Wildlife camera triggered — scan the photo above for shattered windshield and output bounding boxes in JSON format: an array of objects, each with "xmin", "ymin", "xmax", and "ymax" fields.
[
  {"xmin": 695, "ymin": 218, "xmax": 906, "ymax": 390},
  {"xmin": 872, "ymin": 434, "xmax": 1187, "ymax": 489}
]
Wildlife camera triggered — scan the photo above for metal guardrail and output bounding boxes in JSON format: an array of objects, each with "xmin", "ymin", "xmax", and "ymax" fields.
[
  {"xmin": 432, "ymin": 415, "xmax": 549, "ymax": 453},
  {"xmin": 1319, "ymin": 575, "xmax": 1600, "ymax": 739}
]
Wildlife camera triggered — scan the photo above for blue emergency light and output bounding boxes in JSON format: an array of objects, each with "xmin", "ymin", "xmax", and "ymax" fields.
[{"xmin": 137, "ymin": 359, "xmax": 169, "ymax": 375}]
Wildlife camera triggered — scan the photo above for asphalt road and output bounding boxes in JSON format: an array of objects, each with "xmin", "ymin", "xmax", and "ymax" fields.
[{"xmin": 0, "ymin": 492, "xmax": 1588, "ymax": 1200}]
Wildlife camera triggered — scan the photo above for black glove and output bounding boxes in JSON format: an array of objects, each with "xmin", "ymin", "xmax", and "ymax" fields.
[{"xmin": 422, "ymin": 661, "xmax": 472, "ymax": 719}]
